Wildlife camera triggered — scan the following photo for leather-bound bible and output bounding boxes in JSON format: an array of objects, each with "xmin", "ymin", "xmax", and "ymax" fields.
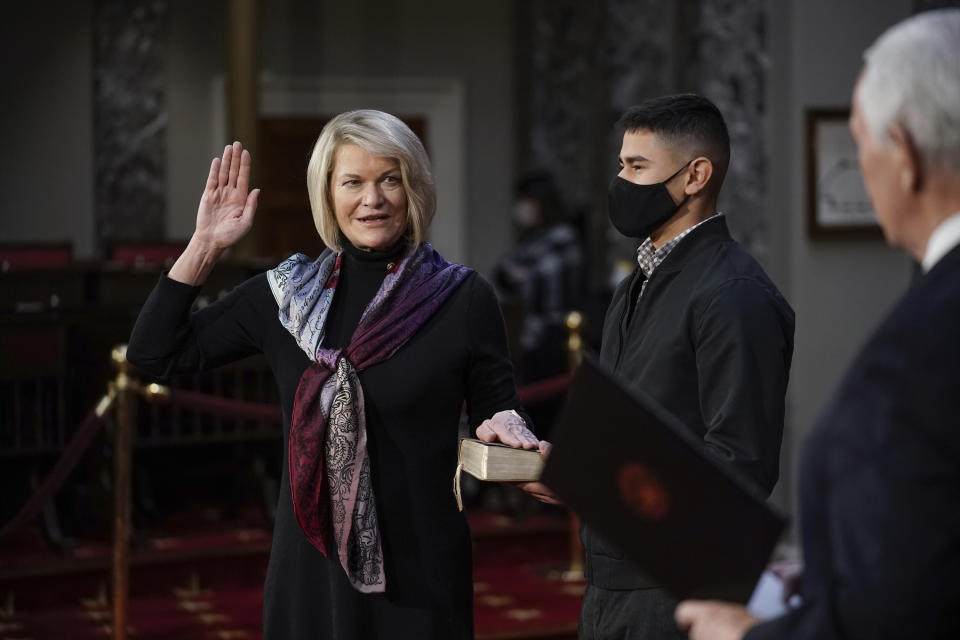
[{"xmin": 453, "ymin": 438, "xmax": 544, "ymax": 510}]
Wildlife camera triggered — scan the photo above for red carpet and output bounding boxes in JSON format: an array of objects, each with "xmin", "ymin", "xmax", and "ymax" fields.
[
  {"xmin": 472, "ymin": 512, "xmax": 582, "ymax": 639},
  {"xmin": 0, "ymin": 512, "xmax": 581, "ymax": 639}
]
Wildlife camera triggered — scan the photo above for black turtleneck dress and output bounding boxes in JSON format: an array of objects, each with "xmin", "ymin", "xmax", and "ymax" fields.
[{"xmin": 126, "ymin": 241, "xmax": 527, "ymax": 640}]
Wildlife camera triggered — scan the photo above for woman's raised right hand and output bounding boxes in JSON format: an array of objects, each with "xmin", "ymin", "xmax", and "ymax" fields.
[
  {"xmin": 168, "ymin": 142, "xmax": 260, "ymax": 286},
  {"xmin": 194, "ymin": 141, "xmax": 260, "ymax": 251}
]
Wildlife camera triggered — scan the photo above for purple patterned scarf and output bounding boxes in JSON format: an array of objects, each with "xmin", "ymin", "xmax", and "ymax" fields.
[{"xmin": 266, "ymin": 243, "xmax": 470, "ymax": 592}]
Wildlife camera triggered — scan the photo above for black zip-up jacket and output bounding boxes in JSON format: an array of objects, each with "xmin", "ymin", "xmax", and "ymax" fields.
[{"xmin": 583, "ymin": 216, "xmax": 795, "ymax": 589}]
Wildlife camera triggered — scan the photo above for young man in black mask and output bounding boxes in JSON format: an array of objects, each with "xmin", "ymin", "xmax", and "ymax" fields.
[{"xmin": 579, "ymin": 94, "xmax": 795, "ymax": 639}]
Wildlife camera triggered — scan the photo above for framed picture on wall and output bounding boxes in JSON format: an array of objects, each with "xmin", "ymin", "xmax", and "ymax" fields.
[{"xmin": 806, "ymin": 108, "xmax": 883, "ymax": 240}]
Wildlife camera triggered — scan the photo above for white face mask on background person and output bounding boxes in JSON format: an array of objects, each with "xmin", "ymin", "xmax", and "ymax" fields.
[{"xmin": 512, "ymin": 198, "xmax": 541, "ymax": 229}]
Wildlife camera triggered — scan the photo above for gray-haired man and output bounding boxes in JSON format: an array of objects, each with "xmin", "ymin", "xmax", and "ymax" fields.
[{"xmin": 677, "ymin": 9, "xmax": 960, "ymax": 640}]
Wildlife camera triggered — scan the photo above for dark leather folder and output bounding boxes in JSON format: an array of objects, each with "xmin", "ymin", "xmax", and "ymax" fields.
[{"xmin": 541, "ymin": 356, "xmax": 786, "ymax": 603}]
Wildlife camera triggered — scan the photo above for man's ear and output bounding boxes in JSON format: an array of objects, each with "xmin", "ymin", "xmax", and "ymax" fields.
[
  {"xmin": 684, "ymin": 157, "xmax": 714, "ymax": 196},
  {"xmin": 887, "ymin": 123, "xmax": 922, "ymax": 193}
]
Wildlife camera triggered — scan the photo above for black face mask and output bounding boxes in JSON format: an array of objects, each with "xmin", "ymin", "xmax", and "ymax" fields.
[{"xmin": 607, "ymin": 160, "xmax": 692, "ymax": 239}]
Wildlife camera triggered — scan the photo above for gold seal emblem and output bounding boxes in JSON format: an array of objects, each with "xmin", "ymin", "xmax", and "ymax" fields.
[{"xmin": 618, "ymin": 463, "xmax": 670, "ymax": 522}]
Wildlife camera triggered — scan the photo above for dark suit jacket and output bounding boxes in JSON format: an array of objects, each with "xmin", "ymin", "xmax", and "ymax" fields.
[
  {"xmin": 583, "ymin": 216, "xmax": 795, "ymax": 589},
  {"xmin": 748, "ymin": 243, "xmax": 960, "ymax": 639}
]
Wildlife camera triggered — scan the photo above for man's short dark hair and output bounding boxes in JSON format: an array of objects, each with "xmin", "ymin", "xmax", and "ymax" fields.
[{"xmin": 618, "ymin": 93, "xmax": 730, "ymax": 195}]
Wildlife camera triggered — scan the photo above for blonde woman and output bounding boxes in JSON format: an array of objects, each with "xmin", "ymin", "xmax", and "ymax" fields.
[{"xmin": 128, "ymin": 110, "xmax": 542, "ymax": 639}]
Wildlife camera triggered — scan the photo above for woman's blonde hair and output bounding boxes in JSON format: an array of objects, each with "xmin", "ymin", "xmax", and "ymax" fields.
[{"xmin": 307, "ymin": 109, "xmax": 436, "ymax": 252}]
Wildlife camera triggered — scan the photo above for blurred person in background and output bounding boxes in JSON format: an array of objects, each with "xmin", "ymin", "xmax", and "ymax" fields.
[{"xmin": 495, "ymin": 170, "xmax": 584, "ymax": 384}]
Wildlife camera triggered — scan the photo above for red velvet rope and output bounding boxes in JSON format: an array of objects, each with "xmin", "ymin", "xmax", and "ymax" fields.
[
  {"xmin": 516, "ymin": 373, "xmax": 573, "ymax": 405},
  {"xmin": 0, "ymin": 372, "xmax": 571, "ymax": 540},
  {"xmin": 0, "ymin": 405, "xmax": 107, "ymax": 540},
  {"xmin": 155, "ymin": 387, "xmax": 283, "ymax": 422},
  {"xmin": 150, "ymin": 374, "xmax": 572, "ymax": 420}
]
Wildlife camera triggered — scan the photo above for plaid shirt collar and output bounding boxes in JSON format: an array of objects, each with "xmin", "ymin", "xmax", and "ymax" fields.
[{"xmin": 636, "ymin": 213, "xmax": 722, "ymax": 278}]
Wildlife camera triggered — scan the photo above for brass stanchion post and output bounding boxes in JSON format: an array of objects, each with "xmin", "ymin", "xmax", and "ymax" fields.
[
  {"xmin": 110, "ymin": 345, "xmax": 134, "ymax": 640},
  {"xmin": 226, "ymin": 0, "xmax": 260, "ymax": 259},
  {"xmin": 564, "ymin": 311, "xmax": 585, "ymax": 578},
  {"xmin": 565, "ymin": 311, "xmax": 584, "ymax": 370}
]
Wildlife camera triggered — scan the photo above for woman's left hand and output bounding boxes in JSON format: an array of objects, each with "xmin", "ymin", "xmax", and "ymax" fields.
[
  {"xmin": 475, "ymin": 410, "xmax": 540, "ymax": 449},
  {"xmin": 674, "ymin": 600, "xmax": 758, "ymax": 640}
]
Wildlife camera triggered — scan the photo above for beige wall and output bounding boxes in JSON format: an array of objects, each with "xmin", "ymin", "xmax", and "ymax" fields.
[
  {"xmin": 166, "ymin": 1, "xmax": 228, "ymax": 243},
  {"xmin": 167, "ymin": 0, "xmax": 516, "ymax": 274},
  {"xmin": 766, "ymin": 0, "xmax": 915, "ymax": 526},
  {"xmin": 0, "ymin": 2, "xmax": 95, "ymax": 257},
  {"xmin": 1, "ymin": 0, "xmax": 515, "ymax": 275}
]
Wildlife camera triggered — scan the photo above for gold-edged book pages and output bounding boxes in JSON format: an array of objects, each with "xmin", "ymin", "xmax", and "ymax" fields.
[{"xmin": 453, "ymin": 438, "xmax": 544, "ymax": 511}]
